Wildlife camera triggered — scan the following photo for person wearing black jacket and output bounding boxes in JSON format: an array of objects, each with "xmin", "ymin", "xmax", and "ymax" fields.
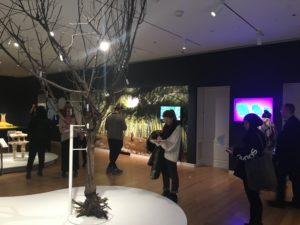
[
  {"xmin": 26, "ymin": 106, "xmax": 52, "ymax": 179},
  {"xmin": 227, "ymin": 113, "xmax": 266, "ymax": 225},
  {"xmin": 269, "ymin": 104, "xmax": 300, "ymax": 209}
]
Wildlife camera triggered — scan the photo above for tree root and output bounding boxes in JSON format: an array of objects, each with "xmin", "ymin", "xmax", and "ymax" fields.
[{"xmin": 72, "ymin": 192, "xmax": 110, "ymax": 219}]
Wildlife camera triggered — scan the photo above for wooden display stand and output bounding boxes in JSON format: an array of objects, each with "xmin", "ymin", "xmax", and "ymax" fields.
[
  {"xmin": 0, "ymin": 138, "xmax": 8, "ymax": 175},
  {"xmin": 8, "ymin": 132, "xmax": 29, "ymax": 159}
]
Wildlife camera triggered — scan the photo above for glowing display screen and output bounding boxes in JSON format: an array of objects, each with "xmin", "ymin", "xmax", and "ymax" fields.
[
  {"xmin": 233, "ymin": 98, "xmax": 273, "ymax": 122},
  {"xmin": 160, "ymin": 106, "xmax": 181, "ymax": 120}
]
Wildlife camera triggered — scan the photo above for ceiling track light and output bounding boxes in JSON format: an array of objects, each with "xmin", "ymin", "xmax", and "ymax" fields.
[
  {"xmin": 256, "ymin": 30, "xmax": 263, "ymax": 46},
  {"xmin": 13, "ymin": 42, "xmax": 19, "ymax": 48},
  {"xmin": 210, "ymin": 0, "xmax": 224, "ymax": 17},
  {"xmin": 216, "ymin": 1, "xmax": 264, "ymax": 46},
  {"xmin": 59, "ymin": 54, "xmax": 63, "ymax": 62},
  {"xmin": 182, "ymin": 39, "xmax": 187, "ymax": 51}
]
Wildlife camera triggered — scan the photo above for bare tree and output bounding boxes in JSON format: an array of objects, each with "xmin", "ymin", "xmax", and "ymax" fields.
[{"xmin": 0, "ymin": 0, "xmax": 146, "ymax": 219}]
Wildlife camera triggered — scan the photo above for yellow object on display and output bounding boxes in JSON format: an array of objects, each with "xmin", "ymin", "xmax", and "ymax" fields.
[{"xmin": 0, "ymin": 113, "xmax": 17, "ymax": 129}]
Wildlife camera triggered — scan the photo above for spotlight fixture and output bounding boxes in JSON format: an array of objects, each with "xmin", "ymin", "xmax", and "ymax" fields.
[
  {"xmin": 49, "ymin": 31, "xmax": 55, "ymax": 37},
  {"xmin": 256, "ymin": 30, "xmax": 263, "ymax": 46},
  {"xmin": 210, "ymin": 1, "xmax": 224, "ymax": 17},
  {"xmin": 211, "ymin": 11, "xmax": 216, "ymax": 17},
  {"xmin": 13, "ymin": 42, "xmax": 19, "ymax": 48},
  {"xmin": 99, "ymin": 41, "xmax": 110, "ymax": 52},
  {"xmin": 59, "ymin": 54, "xmax": 63, "ymax": 61},
  {"xmin": 182, "ymin": 39, "xmax": 187, "ymax": 51}
]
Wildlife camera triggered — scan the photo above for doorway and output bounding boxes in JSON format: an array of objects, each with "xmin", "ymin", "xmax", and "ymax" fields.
[{"xmin": 196, "ymin": 86, "xmax": 230, "ymax": 169}]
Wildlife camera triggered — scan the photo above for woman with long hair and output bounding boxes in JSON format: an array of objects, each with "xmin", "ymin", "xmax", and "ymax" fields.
[{"xmin": 156, "ymin": 110, "xmax": 182, "ymax": 203}]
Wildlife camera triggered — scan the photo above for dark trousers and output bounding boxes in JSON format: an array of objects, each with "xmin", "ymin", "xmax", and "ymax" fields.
[
  {"xmin": 107, "ymin": 138, "xmax": 123, "ymax": 169},
  {"xmin": 61, "ymin": 139, "xmax": 79, "ymax": 173},
  {"xmin": 161, "ymin": 157, "xmax": 179, "ymax": 193},
  {"xmin": 243, "ymin": 181, "xmax": 263, "ymax": 224},
  {"xmin": 26, "ymin": 142, "xmax": 46, "ymax": 173},
  {"xmin": 276, "ymin": 169, "xmax": 300, "ymax": 204}
]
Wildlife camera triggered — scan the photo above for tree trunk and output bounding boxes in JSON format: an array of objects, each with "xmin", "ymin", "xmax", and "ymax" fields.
[{"xmin": 73, "ymin": 122, "xmax": 110, "ymax": 219}]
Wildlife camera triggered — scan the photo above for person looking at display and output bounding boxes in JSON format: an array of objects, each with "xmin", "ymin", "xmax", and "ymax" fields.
[
  {"xmin": 269, "ymin": 104, "xmax": 300, "ymax": 209},
  {"xmin": 58, "ymin": 103, "xmax": 79, "ymax": 178},
  {"xmin": 105, "ymin": 104, "xmax": 127, "ymax": 175},
  {"xmin": 260, "ymin": 110, "xmax": 276, "ymax": 151},
  {"xmin": 226, "ymin": 113, "xmax": 266, "ymax": 225},
  {"xmin": 26, "ymin": 106, "xmax": 52, "ymax": 179},
  {"xmin": 156, "ymin": 110, "xmax": 182, "ymax": 203}
]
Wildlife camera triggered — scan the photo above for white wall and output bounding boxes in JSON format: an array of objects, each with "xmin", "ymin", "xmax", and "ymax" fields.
[
  {"xmin": 283, "ymin": 83, "xmax": 300, "ymax": 119},
  {"xmin": 196, "ymin": 86, "xmax": 230, "ymax": 169}
]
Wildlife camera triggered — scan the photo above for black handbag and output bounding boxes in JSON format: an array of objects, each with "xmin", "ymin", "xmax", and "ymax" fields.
[
  {"xmin": 245, "ymin": 134, "xmax": 277, "ymax": 191},
  {"xmin": 148, "ymin": 146, "xmax": 164, "ymax": 180}
]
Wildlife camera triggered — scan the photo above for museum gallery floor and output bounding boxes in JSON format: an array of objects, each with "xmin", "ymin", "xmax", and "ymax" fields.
[{"xmin": 0, "ymin": 149, "xmax": 299, "ymax": 225}]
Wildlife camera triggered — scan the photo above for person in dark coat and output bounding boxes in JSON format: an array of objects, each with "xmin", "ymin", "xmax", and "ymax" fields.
[
  {"xmin": 26, "ymin": 106, "xmax": 52, "ymax": 179},
  {"xmin": 226, "ymin": 113, "xmax": 266, "ymax": 225},
  {"xmin": 105, "ymin": 105, "xmax": 127, "ymax": 175},
  {"xmin": 269, "ymin": 104, "xmax": 300, "ymax": 209}
]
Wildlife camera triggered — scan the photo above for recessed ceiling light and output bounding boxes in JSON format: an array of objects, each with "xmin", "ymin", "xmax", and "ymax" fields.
[
  {"xmin": 13, "ymin": 42, "xmax": 19, "ymax": 48},
  {"xmin": 174, "ymin": 10, "xmax": 184, "ymax": 18},
  {"xmin": 49, "ymin": 31, "xmax": 55, "ymax": 37}
]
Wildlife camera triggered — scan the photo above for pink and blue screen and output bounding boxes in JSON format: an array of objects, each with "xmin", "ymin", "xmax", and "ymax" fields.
[{"xmin": 233, "ymin": 98, "xmax": 273, "ymax": 122}]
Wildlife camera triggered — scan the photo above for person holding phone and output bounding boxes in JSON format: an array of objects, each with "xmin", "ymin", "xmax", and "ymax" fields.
[
  {"xmin": 156, "ymin": 110, "xmax": 182, "ymax": 203},
  {"xmin": 226, "ymin": 113, "xmax": 266, "ymax": 225}
]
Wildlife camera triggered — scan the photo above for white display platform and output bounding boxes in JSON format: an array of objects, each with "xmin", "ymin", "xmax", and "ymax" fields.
[
  {"xmin": 0, "ymin": 186, "xmax": 187, "ymax": 225},
  {"xmin": 1, "ymin": 152, "xmax": 58, "ymax": 173}
]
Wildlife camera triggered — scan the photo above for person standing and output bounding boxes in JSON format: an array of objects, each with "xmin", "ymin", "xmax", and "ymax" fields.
[
  {"xmin": 269, "ymin": 104, "xmax": 300, "ymax": 209},
  {"xmin": 59, "ymin": 104, "xmax": 79, "ymax": 178},
  {"xmin": 105, "ymin": 105, "xmax": 127, "ymax": 175},
  {"xmin": 226, "ymin": 113, "xmax": 266, "ymax": 225},
  {"xmin": 157, "ymin": 110, "xmax": 181, "ymax": 203},
  {"xmin": 260, "ymin": 110, "xmax": 276, "ymax": 151},
  {"xmin": 26, "ymin": 106, "xmax": 52, "ymax": 179}
]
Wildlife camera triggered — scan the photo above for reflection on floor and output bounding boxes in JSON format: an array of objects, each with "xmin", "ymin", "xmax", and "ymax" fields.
[
  {"xmin": 1, "ymin": 152, "xmax": 58, "ymax": 173},
  {"xmin": 0, "ymin": 186, "xmax": 187, "ymax": 225},
  {"xmin": 0, "ymin": 148, "xmax": 299, "ymax": 225}
]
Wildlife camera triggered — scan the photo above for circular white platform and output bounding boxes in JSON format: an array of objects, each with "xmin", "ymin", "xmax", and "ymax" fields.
[
  {"xmin": 0, "ymin": 186, "xmax": 187, "ymax": 225},
  {"xmin": 1, "ymin": 152, "xmax": 58, "ymax": 173}
]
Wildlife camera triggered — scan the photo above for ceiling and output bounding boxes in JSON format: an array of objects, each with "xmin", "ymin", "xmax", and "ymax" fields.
[{"xmin": 1, "ymin": 0, "xmax": 300, "ymax": 77}]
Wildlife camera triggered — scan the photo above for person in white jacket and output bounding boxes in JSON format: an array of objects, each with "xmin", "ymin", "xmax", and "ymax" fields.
[{"xmin": 157, "ymin": 110, "xmax": 181, "ymax": 203}]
